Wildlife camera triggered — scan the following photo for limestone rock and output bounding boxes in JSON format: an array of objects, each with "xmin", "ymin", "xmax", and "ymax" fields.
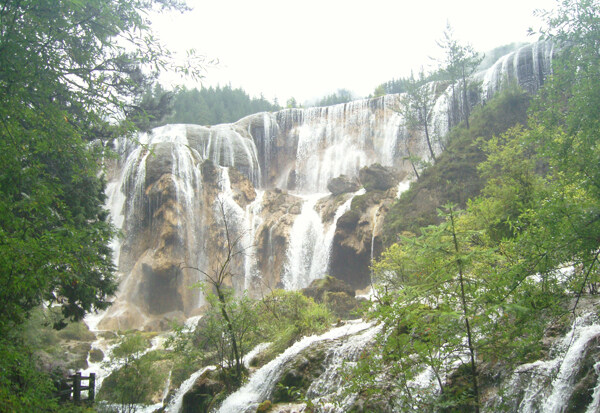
[{"xmin": 329, "ymin": 190, "xmax": 396, "ymax": 289}]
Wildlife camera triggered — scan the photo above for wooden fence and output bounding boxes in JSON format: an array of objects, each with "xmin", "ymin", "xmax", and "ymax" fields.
[{"xmin": 57, "ymin": 372, "xmax": 95, "ymax": 402}]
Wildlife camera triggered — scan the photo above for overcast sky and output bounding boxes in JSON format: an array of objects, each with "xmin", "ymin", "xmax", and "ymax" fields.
[{"xmin": 152, "ymin": 0, "xmax": 558, "ymax": 104}]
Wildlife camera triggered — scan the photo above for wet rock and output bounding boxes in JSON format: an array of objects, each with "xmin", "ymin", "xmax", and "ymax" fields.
[
  {"xmin": 182, "ymin": 369, "xmax": 226, "ymax": 413},
  {"xmin": 302, "ymin": 275, "xmax": 355, "ymax": 302},
  {"xmin": 145, "ymin": 142, "xmax": 175, "ymax": 187},
  {"xmin": 271, "ymin": 346, "xmax": 328, "ymax": 403},
  {"xmin": 359, "ymin": 164, "xmax": 398, "ymax": 191},
  {"xmin": 327, "ymin": 175, "xmax": 360, "ymax": 195}
]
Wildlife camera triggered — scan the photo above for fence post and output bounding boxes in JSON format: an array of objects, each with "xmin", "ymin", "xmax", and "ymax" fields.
[
  {"xmin": 73, "ymin": 372, "xmax": 81, "ymax": 402},
  {"xmin": 88, "ymin": 373, "xmax": 95, "ymax": 401}
]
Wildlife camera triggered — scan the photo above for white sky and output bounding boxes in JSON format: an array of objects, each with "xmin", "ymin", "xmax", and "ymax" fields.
[{"xmin": 152, "ymin": 0, "xmax": 558, "ymax": 104}]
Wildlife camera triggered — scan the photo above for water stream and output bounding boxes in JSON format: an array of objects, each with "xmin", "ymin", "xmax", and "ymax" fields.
[{"xmin": 217, "ymin": 320, "xmax": 373, "ymax": 413}]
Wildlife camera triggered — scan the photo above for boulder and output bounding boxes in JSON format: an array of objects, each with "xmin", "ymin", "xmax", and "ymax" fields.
[
  {"xmin": 359, "ymin": 164, "xmax": 398, "ymax": 191},
  {"xmin": 302, "ymin": 275, "xmax": 355, "ymax": 302},
  {"xmin": 327, "ymin": 175, "xmax": 360, "ymax": 195},
  {"xmin": 182, "ymin": 370, "xmax": 225, "ymax": 413}
]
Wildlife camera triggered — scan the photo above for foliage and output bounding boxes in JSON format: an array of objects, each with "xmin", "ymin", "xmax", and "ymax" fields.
[
  {"xmin": 98, "ymin": 334, "xmax": 169, "ymax": 412},
  {"xmin": 372, "ymin": 77, "xmax": 413, "ymax": 96},
  {"xmin": 436, "ymin": 23, "xmax": 484, "ymax": 129},
  {"xmin": 394, "ymin": 69, "xmax": 439, "ymax": 162},
  {"xmin": 0, "ymin": 0, "xmax": 201, "ymax": 409},
  {"xmin": 383, "ymin": 85, "xmax": 531, "ymax": 242},
  {"xmin": 257, "ymin": 289, "xmax": 333, "ymax": 358},
  {"xmin": 198, "ymin": 288, "xmax": 258, "ymax": 380},
  {"xmin": 168, "ymin": 288, "xmax": 333, "ymax": 386},
  {"xmin": 314, "ymin": 89, "xmax": 354, "ymax": 107},
  {"xmin": 0, "ymin": 333, "xmax": 59, "ymax": 412}
]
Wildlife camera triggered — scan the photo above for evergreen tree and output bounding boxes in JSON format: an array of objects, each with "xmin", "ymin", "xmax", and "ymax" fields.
[{"xmin": 437, "ymin": 23, "xmax": 484, "ymax": 129}]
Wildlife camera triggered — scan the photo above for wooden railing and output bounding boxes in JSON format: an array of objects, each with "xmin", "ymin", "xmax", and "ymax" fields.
[{"xmin": 57, "ymin": 372, "xmax": 95, "ymax": 402}]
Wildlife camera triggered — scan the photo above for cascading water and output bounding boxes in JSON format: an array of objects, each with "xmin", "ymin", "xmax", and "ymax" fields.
[
  {"xmin": 493, "ymin": 312, "xmax": 600, "ymax": 412},
  {"xmin": 479, "ymin": 41, "xmax": 555, "ymax": 99},
  {"xmin": 305, "ymin": 323, "xmax": 383, "ymax": 411},
  {"xmin": 289, "ymin": 98, "xmax": 404, "ymax": 193},
  {"xmin": 243, "ymin": 190, "xmax": 265, "ymax": 290},
  {"xmin": 283, "ymin": 194, "xmax": 328, "ymax": 290},
  {"xmin": 283, "ymin": 189, "xmax": 365, "ymax": 290},
  {"xmin": 216, "ymin": 320, "xmax": 373, "ymax": 413}
]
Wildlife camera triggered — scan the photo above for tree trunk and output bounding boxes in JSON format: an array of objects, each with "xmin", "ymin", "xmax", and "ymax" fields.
[
  {"xmin": 216, "ymin": 285, "xmax": 242, "ymax": 381},
  {"xmin": 448, "ymin": 208, "xmax": 479, "ymax": 412}
]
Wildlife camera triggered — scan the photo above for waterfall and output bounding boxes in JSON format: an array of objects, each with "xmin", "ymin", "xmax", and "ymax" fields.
[
  {"xmin": 496, "ymin": 312, "xmax": 600, "ymax": 412},
  {"xmin": 98, "ymin": 40, "xmax": 558, "ymax": 330},
  {"xmin": 305, "ymin": 323, "xmax": 383, "ymax": 411},
  {"xmin": 165, "ymin": 366, "xmax": 216, "ymax": 413},
  {"xmin": 282, "ymin": 194, "xmax": 328, "ymax": 290},
  {"xmin": 199, "ymin": 124, "xmax": 262, "ymax": 186},
  {"xmin": 283, "ymin": 189, "xmax": 365, "ymax": 291},
  {"xmin": 289, "ymin": 98, "xmax": 402, "ymax": 193},
  {"xmin": 243, "ymin": 190, "xmax": 265, "ymax": 290},
  {"xmin": 479, "ymin": 41, "xmax": 555, "ymax": 99},
  {"xmin": 216, "ymin": 320, "xmax": 373, "ymax": 413}
]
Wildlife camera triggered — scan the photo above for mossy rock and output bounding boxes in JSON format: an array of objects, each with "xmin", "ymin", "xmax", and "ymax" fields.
[
  {"xmin": 256, "ymin": 400, "xmax": 272, "ymax": 412},
  {"xmin": 323, "ymin": 291, "xmax": 360, "ymax": 319},
  {"xmin": 327, "ymin": 175, "xmax": 360, "ymax": 195},
  {"xmin": 358, "ymin": 164, "xmax": 398, "ymax": 191},
  {"xmin": 57, "ymin": 321, "xmax": 96, "ymax": 341},
  {"xmin": 565, "ymin": 334, "xmax": 600, "ymax": 412},
  {"xmin": 302, "ymin": 275, "xmax": 355, "ymax": 303},
  {"xmin": 336, "ymin": 209, "xmax": 360, "ymax": 230},
  {"xmin": 271, "ymin": 345, "xmax": 328, "ymax": 403},
  {"xmin": 98, "ymin": 330, "xmax": 118, "ymax": 339},
  {"xmin": 89, "ymin": 348, "xmax": 104, "ymax": 363},
  {"xmin": 181, "ymin": 369, "xmax": 226, "ymax": 413}
]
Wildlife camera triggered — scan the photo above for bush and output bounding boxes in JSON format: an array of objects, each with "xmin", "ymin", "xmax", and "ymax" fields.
[{"xmin": 256, "ymin": 290, "xmax": 334, "ymax": 364}]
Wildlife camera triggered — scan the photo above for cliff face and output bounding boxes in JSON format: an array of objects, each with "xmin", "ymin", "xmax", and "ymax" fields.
[{"xmin": 99, "ymin": 42, "xmax": 555, "ymax": 330}]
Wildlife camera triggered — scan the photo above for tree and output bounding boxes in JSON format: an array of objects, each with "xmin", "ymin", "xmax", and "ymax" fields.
[
  {"xmin": 316, "ymin": 89, "xmax": 354, "ymax": 106},
  {"xmin": 371, "ymin": 205, "xmax": 487, "ymax": 411},
  {"xmin": 397, "ymin": 69, "xmax": 438, "ymax": 162},
  {"xmin": 437, "ymin": 23, "xmax": 483, "ymax": 129},
  {"xmin": 0, "ymin": 0, "xmax": 201, "ymax": 408},
  {"xmin": 182, "ymin": 196, "xmax": 255, "ymax": 386},
  {"xmin": 286, "ymin": 97, "xmax": 299, "ymax": 108},
  {"xmin": 99, "ymin": 333, "xmax": 167, "ymax": 413}
]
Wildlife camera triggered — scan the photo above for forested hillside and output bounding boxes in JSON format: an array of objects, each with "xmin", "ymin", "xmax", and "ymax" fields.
[{"xmin": 163, "ymin": 85, "xmax": 281, "ymax": 126}]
